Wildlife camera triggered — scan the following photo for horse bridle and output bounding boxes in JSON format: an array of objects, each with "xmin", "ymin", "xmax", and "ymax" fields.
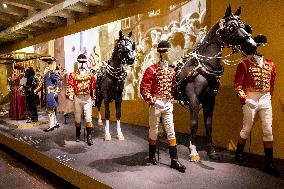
[
  {"xmin": 104, "ymin": 37, "xmax": 134, "ymax": 83},
  {"xmin": 187, "ymin": 17, "xmax": 250, "ymax": 70},
  {"xmin": 175, "ymin": 17, "xmax": 250, "ymax": 86},
  {"xmin": 105, "ymin": 64, "xmax": 127, "ymax": 83},
  {"xmin": 117, "ymin": 37, "xmax": 135, "ymax": 65}
]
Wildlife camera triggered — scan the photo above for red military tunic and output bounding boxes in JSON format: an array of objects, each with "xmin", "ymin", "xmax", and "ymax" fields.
[
  {"xmin": 234, "ymin": 57, "xmax": 276, "ymax": 105},
  {"xmin": 140, "ymin": 63, "xmax": 175, "ymax": 105},
  {"xmin": 66, "ymin": 71, "xmax": 96, "ymax": 100}
]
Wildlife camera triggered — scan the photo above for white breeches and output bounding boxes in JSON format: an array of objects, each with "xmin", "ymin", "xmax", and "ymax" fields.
[
  {"xmin": 74, "ymin": 95, "xmax": 92, "ymax": 123},
  {"xmin": 149, "ymin": 99, "xmax": 175, "ymax": 141},
  {"xmin": 240, "ymin": 92, "xmax": 273, "ymax": 141}
]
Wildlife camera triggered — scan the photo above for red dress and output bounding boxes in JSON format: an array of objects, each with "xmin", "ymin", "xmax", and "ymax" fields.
[{"xmin": 9, "ymin": 74, "xmax": 27, "ymax": 120}]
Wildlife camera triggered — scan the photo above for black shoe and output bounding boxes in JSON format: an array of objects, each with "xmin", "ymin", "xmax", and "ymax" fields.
[
  {"xmin": 54, "ymin": 123, "xmax": 60, "ymax": 128},
  {"xmin": 235, "ymin": 143, "xmax": 246, "ymax": 165},
  {"xmin": 207, "ymin": 145, "xmax": 220, "ymax": 160},
  {"xmin": 26, "ymin": 119, "xmax": 32, "ymax": 123},
  {"xmin": 76, "ymin": 127, "xmax": 81, "ymax": 142},
  {"xmin": 87, "ymin": 135, "xmax": 93, "ymax": 146},
  {"xmin": 43, "ymin": 127, "xmax": 55, "ymax": 132},
  {"xmin": 64, "ymin": 114, "xmax": 68, "ymax": 124},
  {"xmin": 170, "ymin": 159, "xmax": 186, "ymax": 173},
  {"xmin": 235, "ymin": 154, "xmax": 246, "ymax": 165},
  {"xmin": 265, "ymin": 163, "xmax": 280, "ymax": 176},
  {"xmin": 149, "ymin": 157, "xmax": 158, "ymax": 165}
]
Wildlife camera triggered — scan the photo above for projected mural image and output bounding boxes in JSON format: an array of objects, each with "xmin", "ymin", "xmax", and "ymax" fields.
[{"xmin": 17, "ymin": 0, "xmax": 206, "ymax": 101}]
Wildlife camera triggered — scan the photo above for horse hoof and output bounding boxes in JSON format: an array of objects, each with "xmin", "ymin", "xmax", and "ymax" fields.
[
  {"xmin": 98, "ymin": 121, "xmax": 103, "ymax": 129},
  {"xmin": 116, "ymin": 134, "xmax": 124, "ymax": 141},
  {"xmin": 208, "ymin": 153, "xmax": 220, "ymax": 160},
  {"xmin": 104, "ymin": 134, "xmax": 111, "ymax": 141},
  {"xmin": 189, "ymin": 154, "xmax": 200, "ymax": 162}
]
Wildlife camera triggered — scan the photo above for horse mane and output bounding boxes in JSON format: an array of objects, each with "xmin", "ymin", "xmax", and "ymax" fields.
[{"xmin": 197, "ymin": 21, "xmax": 221, "ymax": 50}]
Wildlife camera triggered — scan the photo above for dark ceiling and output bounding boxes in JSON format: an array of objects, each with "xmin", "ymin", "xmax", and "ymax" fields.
[{"xmin": 0, "ymin": 0, "xmax": 139, "ymax": 46}]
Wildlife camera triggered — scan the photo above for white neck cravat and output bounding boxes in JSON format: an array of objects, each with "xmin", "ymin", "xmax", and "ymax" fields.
[
  {"xmin": 254, "ymin": 55, "xmax": 264, "ymax": 67},
  {"xmin": 160, "ymin": 60, "xmax": 168, "ymax": 69}
]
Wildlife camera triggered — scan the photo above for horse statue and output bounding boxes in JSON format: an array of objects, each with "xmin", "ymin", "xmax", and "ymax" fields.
[
  {"xmin": 96, "ymin": 30, "xmax": 135, "ymax": 141},
  {"xmin": 175, "ymin": 5, "xmax": 260, "ymax": 161}
]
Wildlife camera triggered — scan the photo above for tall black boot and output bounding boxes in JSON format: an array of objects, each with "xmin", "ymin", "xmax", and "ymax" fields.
[
  {"xmin": 235, "ymin": 142, "xmax": 246, "ymax": 165},
  {"xmin": 76, "ymin": 127, "xmax": 81, "ymax": 142},
  {"xmin": 149, "ymin": 144, "xmax": 158, "ymax": 165},
  {"xmin": 64, "ymin": 113, "xmax": 69, "ymax": 124},
  {"xmin": 264, "ymin": 148, "xmax": 279, "ymax": 176},
  {"xmin": 86, "ymin": 127, "xmax": 93, "ymax": 146},
  {"xmin": 169, "ymin": 146, "xmax": 186, "ymax": 172}
]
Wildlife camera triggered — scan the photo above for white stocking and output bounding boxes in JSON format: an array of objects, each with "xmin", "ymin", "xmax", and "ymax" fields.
[
  {"xmin": 98, "ymin": 112, "xmax": 102, "ymax": 123},
  {"xmin": 105, "ymin": 120, "xmax": 110, "ymax": 136},
  {"xmin": 54, "ymin": 112, "xmax": 58, "ymax": 125},
  {"xmin": 48, "ymin": 112, "xmax": 55, "ymax": 129},
  {"xmin": 189, "ymin": 141, "xmax": 198, "ymax": 156},
  {"xmin": 117, "ymin": 120, "xmax": 122, "ymax": 135}
]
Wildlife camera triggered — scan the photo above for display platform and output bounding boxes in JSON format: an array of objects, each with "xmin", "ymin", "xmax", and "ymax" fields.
[
  {"xmin": 0, "ymin": 112, "xmax": 284, "ymax": 189},
  {"xmin": 0, "ymin": 111, "xmax": 48, "ymax": 129}
]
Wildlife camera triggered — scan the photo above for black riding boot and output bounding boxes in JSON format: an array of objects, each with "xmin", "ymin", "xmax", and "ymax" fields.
[
  {"xmin": 235, "ymin": 143, "xmax": 246, "ymax": 165},
  {"xmin": 86, "ymin": 127, "xmax": 93, "ymax": 146},
  {"xmin": 76, "ymin": 127, "xmax": 81, "ymax": 142},
  {"xmin": 64, "ymin": 113, "xmax": 69, "ymax": 124},
  {"xmin": 149, "ymin": 144, "xmax": 158, "ymax": 165},
  {"xmin": 264, "ymin": 148, "xmax": 279, "ymax": 176},
  {"xmin": 169, "ymin": 146, "xmax": 186, "ymax": 172}
]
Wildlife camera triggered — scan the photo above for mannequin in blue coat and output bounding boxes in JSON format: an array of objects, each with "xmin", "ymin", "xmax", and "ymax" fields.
[{"xmin": 36, "ymin": 57, "xmax": 62, "ymax": 132}]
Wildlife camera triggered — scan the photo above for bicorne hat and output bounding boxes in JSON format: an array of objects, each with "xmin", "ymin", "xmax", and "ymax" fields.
[
  {"xmin": 77, "ymin": 54, "xmax": 87, "ymax": 63},
  {"xmin": 157, "ymin": 40, "xmax": 171, "ymax": 53},
  {"xmin": 40, "ymin": 56, "xmax": 56, "ymax": 64}
]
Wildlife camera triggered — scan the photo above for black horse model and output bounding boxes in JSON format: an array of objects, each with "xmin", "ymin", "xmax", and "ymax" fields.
[
  {"xmin": 175, "ymin": 5, "xmax": 260, "ymax": 161},
  {"xmin": 96, "ymin": 30, "xmax": 135, "ymax": 141}
]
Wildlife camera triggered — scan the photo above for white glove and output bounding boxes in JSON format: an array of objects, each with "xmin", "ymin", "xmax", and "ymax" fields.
[
  {"xmin": 164, "ymin": 100, "xmax": 173, "ymax": 110},
  {"xmin": 154, "ymin": 99, "xmax": 165, "ymax": 109},
  {"xmin": 69, "ymin": 95, "xmax": 74, "ymax": 101},
  {"xmin": 245, "ymin": 99, "xmax": 257, "ymax": 109}
]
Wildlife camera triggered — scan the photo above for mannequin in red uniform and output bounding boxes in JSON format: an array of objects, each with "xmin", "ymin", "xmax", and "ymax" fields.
[
  {"xmin": 140, "ymin": 40, "xmax": 186, "ymax": 172},
  {"xmin": 234, "ymin": 35, "xmax": 279, "ymax": 176},
  {"xmin": 66, "ymin": 54, "xmax": 96, "ymax": 146}
]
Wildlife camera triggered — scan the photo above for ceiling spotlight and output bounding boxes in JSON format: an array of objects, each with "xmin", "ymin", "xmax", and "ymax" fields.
[{"xmin": 3, "ymin": 3, "xmax": 7, "ymax": 8}]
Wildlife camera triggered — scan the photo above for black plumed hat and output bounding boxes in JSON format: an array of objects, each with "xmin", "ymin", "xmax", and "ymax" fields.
[
  {"xmin": 77, "ymin": 54, "xmax": 87, "ymax": 63},
  {"xmin": 253, "ymin": 34, "xmax": 267, "ymax": 46}
]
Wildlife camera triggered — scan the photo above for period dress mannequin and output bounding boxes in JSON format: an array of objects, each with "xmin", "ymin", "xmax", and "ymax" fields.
[{"xmin": 9, "ymin": 71, "xmax": 27, "ymax": 120}]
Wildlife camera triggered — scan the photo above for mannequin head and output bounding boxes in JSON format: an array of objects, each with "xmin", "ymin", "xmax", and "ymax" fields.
[
  {"xmin": 41, "ymin": 56, "xmax": 56, "ymax": 71},
  {"xmin": 253, "ymin": 34, "xmax": 267, "ymax": 56},
  {"xmin": 157, "ymin": 40, "xmax": 171, "ymax": 63},
  {"xmin": 77, "ymin": 54, "xmax": 88, "ymax": 71}
]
